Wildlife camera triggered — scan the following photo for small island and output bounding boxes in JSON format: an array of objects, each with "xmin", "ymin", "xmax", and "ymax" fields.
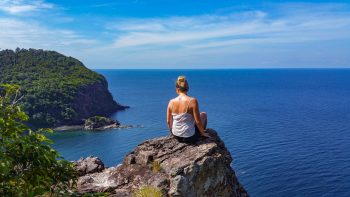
[
  {"xmin": 84, "ymin": 116, "xmax": 121, "ymax": 130},
  {"xmin": 53, "ymin": 116, "xmax": 133, "ymax": 131}
]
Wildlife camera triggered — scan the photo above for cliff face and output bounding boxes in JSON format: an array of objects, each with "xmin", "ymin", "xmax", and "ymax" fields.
[
  {"xmin": 70, "ymin": 82, "xmax": 126, "ymax": 125},
  {"xmin": 76, "ymin": 129, "xmax": 249, "ymax": 197},
  {"xmin": 0, "ymin": 48, "xmax": 126, "ymax": 126}
]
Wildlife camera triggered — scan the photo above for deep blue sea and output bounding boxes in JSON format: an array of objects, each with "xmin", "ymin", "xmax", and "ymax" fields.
[{"xmin": 50, "ymin": 69, "xmax": 350, "ymax": 197}]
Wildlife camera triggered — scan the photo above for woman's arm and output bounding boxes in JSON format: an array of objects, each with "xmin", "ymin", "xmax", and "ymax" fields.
[
  {"xmin": 192, "ymin": 98, "xmax": 210, "ymax": 137},
  {"xmin": 167, "ymin": 100, "xmax": 173, "ymax": 135}
]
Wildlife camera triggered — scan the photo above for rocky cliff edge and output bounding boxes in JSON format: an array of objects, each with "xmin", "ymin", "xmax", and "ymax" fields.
[{"xmin": 75, "ymin": 129, "xmax": 249, "ymax": 197}]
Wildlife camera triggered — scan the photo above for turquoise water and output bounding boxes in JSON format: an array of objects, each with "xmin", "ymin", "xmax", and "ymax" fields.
[{"xmin": 50, "ymin": 69, "xmax": 350, "ymax": 197}]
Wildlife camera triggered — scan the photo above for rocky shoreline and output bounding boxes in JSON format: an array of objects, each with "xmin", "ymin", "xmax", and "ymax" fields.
[
  {"xmin": 53, "ymin": 116, "xmax": 133, "ymax": 131},
  {"xmin": 73, "ymin": 129, "xmax": 249, "ymax": 197},
  {"xmin": 53, "ymin": 124, "xmax": 133, "ymax": 131}
]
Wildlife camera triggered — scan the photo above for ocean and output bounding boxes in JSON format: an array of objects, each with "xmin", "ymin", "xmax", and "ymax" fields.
[{"xmin": 50, "ymin": 69, "xmax": 350, "ymax": 197}]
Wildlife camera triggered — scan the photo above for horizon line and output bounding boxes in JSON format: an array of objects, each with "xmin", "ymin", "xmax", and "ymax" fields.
[{"xmin": 92, "ymin": 67, "xmax": 350, "ymax": 70}]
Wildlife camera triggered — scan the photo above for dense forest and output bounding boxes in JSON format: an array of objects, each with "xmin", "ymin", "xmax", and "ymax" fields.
[{"xmin": 0, "ymin": 48, "xmax": 125, "ymax": 127}]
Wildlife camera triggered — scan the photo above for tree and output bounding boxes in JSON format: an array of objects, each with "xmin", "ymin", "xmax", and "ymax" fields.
[
  {"xmin": 0, "ymin": 48, "xmax": 121, "ymax": 127},
  {"xmin": 0, "ymin": 84, "xmax": 77, "ymax": 196}
]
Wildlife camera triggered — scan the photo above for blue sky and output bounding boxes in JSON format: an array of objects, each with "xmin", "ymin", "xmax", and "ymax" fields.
[{"xmin": 0, "ymin": 0, "xmax": 350, "ymax": 68}]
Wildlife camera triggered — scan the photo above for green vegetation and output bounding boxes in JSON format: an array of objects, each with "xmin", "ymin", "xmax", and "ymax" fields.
[
  {"xmin": 84, "ymin": 116, "xmax": 119, "ymax": 130},
  {"xmin": 0, "ymin": 84, "xmax": 77, "ymax": 196},
  {"xmin": 134, "ymin": 186, "xmax": 163, "ymax": 197},
  {"xmin": 0, "ymin": 48, "xmax": 118, "ymax": 127},
  {"xmin": 85, "ymin": 116, "xmax": 118, "ymax": 126}
]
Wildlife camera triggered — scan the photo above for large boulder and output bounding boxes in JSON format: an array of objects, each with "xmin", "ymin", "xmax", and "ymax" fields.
[
  {"xmin": 76, "ymin": 129, "xmax": 249, "ymax": 197},
  {"xmin": 74, "ymin": 156, "xmax": 105, "ymax": 176}
]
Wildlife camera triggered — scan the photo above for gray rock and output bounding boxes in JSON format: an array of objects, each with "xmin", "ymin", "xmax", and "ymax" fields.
[
  {"xmin": 74, "ymin": 156, "xmax": 105, "ymax": 176},
  {"xmin": 83, "ymin": 116, "xmax": 122, "ymax": 130},
  {"xmin": 169, "ymin": 175, "xmax": 189, "ymax": 196},
  {"xmin": 75, "ymin": 129, "xmax": 249, "ymax": 197}
]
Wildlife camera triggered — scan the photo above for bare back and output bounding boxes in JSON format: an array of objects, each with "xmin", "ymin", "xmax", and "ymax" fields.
[{"xmin": 171, "ymin": 96, "xmax": 193, "ymax": 115}]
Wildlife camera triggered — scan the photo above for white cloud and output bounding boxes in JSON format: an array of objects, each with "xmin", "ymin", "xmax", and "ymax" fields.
[
  {"xmin": 108, "ymin": 8, "xmax": 350, "ymax": 50},
  {"xmin": 0, "ymin": 0, "xmax": 54, "ymax": 14},
  {"xmin": 0, "ymin": 18, "xmax": 96, "ymax": 52},
  {"xmin": 0, "ymin": 2, "xmax": 350, "ymax": 68}
]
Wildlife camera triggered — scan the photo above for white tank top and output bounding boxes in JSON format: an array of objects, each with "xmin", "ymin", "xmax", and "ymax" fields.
[{"xmin": 172, "ymin": 97, "xmax": 195, "ymax": 137}]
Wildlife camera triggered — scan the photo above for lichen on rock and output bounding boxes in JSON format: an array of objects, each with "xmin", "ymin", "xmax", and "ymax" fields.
[{"xmin": 75, "ymin": 129, "xmax": 249, "ymax": 197}]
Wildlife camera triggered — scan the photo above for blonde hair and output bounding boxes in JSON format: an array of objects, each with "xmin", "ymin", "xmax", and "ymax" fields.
[{"xmin": 176, "ymin": 75, "xmax": 189, "ymax": 92}]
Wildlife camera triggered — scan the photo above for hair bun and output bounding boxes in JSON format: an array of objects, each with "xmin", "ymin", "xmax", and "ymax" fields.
[
  {"xmin": 177, "ymin": 76, "xmax": 186, "ymax": 82},
  {"xmin": 176, "ymin": 75, "xmax": 189, "ymax": 92}
]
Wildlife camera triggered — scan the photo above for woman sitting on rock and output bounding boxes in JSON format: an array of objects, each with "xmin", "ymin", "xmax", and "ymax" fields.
[{"xmin": 167, "ymin": 76, "xmax": 210, "ymax": 143}]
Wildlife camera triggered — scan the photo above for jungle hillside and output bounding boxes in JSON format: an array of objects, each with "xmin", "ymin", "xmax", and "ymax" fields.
[{"xmin": 0, "ymin": 48, "xmax": 126, "ymax": 127}]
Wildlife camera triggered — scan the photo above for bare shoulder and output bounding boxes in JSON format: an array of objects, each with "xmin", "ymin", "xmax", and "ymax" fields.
[
  {"xmin": 190, "ymin": 97, "xmax": 198, "ymax": 101},
  {"xmin": 189, "ymin": 97, "xmax": 199, "ymax": 106},
  {"xmin": 168, "ymin": 98, "xmax": 174, "ymax": 107}
]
